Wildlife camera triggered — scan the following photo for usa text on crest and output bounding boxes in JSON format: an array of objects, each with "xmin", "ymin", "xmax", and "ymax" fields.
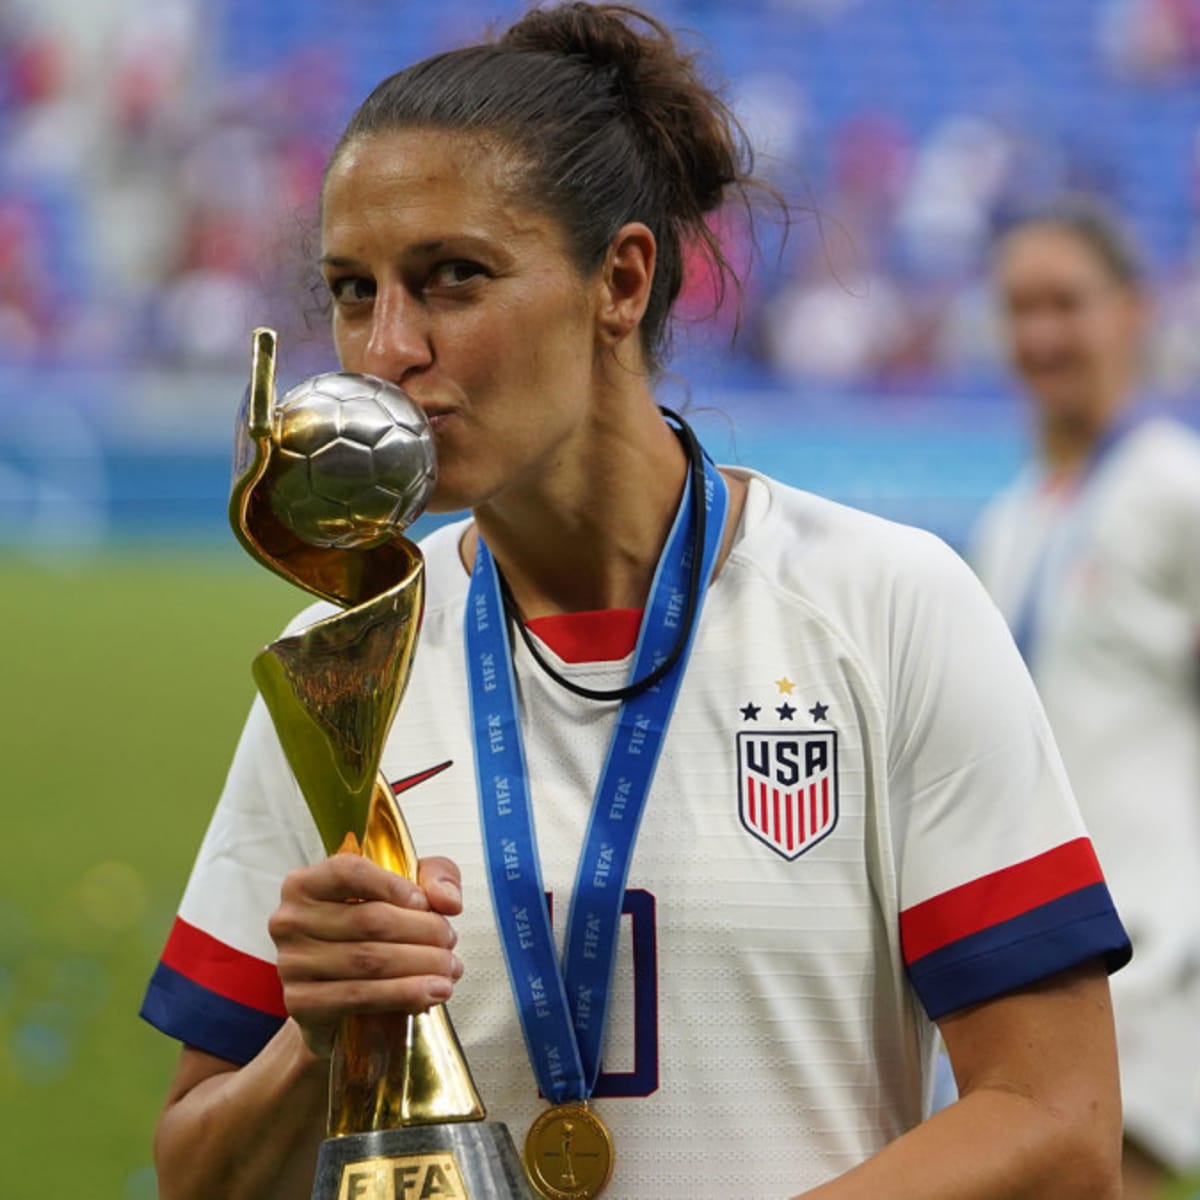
[{"xmin": 737, "ymin": 730, "xmax": 839, "ymax": 860}]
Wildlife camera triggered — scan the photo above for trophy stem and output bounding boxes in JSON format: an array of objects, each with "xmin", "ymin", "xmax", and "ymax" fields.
[
  {"xmin": 252, "ymin": 570, "xmax": 487, "ymax": 1133},
  {"xmin": 328, "ymin": 779, "xmax": 486, "ymax": 1134}
]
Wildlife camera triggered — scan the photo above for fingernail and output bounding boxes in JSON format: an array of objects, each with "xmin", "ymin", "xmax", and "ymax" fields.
[
  {"xmin": 449, "ymin": 953, "xmax": 464, "ymax": 980},
  {"xmin": 440, "ymin": 880, "xmax": 462, "ymax": 907},
  {"xmin": 429, "ymin": 978, "xmax": 453, "ymax": 1002},
  {"xmin": 405, "ymin": 889, "xmax": 430, "ymax": 911}
]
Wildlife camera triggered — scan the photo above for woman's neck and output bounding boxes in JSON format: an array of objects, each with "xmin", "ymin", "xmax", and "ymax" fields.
[
  {"xmin": 463, "ymin": 402, "xmax": 690, "ymax": 618},
  {"xmin": 1037, "ymin": 379, "xmax": 1134, "ymax": 472},
  {"xmin": 460, "ymin": 403, "xmax": 748, "ymax": 619}
]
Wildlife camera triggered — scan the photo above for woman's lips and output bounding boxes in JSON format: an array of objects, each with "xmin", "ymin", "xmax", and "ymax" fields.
[{"xmin": 421, "ymin": 407, "xmax": 456, "ymax": 431}]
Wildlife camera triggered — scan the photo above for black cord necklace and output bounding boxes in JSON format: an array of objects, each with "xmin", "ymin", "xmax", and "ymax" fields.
[{"xmin": 496, "ymin": 406, "xmax": 711, "ymax": 703}]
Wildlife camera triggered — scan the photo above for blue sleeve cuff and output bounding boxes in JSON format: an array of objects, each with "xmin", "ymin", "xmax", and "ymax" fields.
[
  {"xmin": 140, "ymin": 961, "xmax": 285, "ymax": 1065},
  {"xmin": 908, "ymin": 883, "xmax": 1132, "ymax": 1020}
]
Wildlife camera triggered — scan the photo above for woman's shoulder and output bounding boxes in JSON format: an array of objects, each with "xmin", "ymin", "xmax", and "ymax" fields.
[
  {"xmin": 1100, "ymin": 415, "xmax": 1200, "ymax": 530},
  {"xmin": 727, "ymin": 467, "xmax": 966, "ymax": 589},
  {"xmin": 721, "ymin": 467, "xmax": 998, "ymax": 694},
  {"xmin": 1125, "ymin": 414, "xmax": 1200, "ymax": 478},
  {"xmin": 415, "ymin": 514, "xmax": 474, "ymax": 607}
]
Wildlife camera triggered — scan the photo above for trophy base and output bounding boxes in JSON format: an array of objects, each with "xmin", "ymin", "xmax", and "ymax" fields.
[{"xmin": 312, "ymin": 1120, "xmax": 533, "ymax": 1200}]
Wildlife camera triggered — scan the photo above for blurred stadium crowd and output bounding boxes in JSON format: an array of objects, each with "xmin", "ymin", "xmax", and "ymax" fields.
[
  {"xmin": 5, "ymin": 0, "xmax": 1200, "ymax": 396},
  {"xmin": 3, "ymin": 0, "xmax": 1200, "ymax": 558}
]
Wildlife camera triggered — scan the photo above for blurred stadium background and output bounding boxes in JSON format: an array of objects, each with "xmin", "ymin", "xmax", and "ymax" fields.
[{"xmin": 2, "ymin": 0, "xmax": 1200, "ymax": 1195}]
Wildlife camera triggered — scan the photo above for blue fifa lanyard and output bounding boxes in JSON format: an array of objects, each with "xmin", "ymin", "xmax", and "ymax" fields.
[
  {"xmin": 1010, "ymin": 409, "xmax": 1145, "ymax": 663},
  {"xmin": 464, "ymin": 454, "xmax": 728, "ymax": 1103}
]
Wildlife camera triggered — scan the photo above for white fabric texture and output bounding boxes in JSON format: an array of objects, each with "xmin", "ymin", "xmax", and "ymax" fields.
[
  {"xmin": 168, "ymin": 470, "xmax": 1121, "ymax": 1196},
  {"xmin": 971, "ymin": 416, "xmax": 1200, "ymax": 1170}
]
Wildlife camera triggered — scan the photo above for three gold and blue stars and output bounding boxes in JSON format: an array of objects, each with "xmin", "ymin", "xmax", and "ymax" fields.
[{"xmin": 740, "ymin": 676, "xmax": 829, "ymax": 723}]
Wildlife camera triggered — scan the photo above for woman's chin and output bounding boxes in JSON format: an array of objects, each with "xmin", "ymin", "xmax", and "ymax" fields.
[{"xmin": 423, "ymin": 480, "xmax": 477, "ymax": 516}]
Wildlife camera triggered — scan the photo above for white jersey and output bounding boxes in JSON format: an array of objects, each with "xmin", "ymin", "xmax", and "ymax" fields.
[
  {"xmin": 971, "ymin": 415, "xmax": 1200, "ymax": 1170},
  {"xmin": 144, "ymin": 470, "xmax": 1128, "ymax": 1197}
]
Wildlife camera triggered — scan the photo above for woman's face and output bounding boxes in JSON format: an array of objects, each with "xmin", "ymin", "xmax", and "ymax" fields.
[
  {"xmin": 320, "ymin": 128, "xmax": 602, "ymax": 513},
  {"xmin": 995, "ymin": 225, "xmax": 1143, "ymax": 426}
]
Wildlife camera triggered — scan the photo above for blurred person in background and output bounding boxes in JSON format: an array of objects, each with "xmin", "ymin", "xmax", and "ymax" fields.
[
  {"xmin": 971, "ymin": 197, "xmax": 1200, "ymax": 1200},
  {"xmin": 143, "ymin": 5, "xmax": 1130, "ymax": 1197}
]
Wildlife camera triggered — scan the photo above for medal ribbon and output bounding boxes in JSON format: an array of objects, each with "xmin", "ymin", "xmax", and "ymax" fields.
[
  {"xmin": 1009, "ymin": 408, "xmax": 1145, "ymax": 663},
  {"xmin": 465, "ymin": 448, "xmax": 728, "ymax": 1103}
]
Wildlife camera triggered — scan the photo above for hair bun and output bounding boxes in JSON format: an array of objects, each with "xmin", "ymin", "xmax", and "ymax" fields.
[
  {"xmin": 501, "ymin": 3, "xmax": 647, "ymax": 77},
  {"xmin": 502, "ymin": 3, "xmax": 743, "ymax": 216}
]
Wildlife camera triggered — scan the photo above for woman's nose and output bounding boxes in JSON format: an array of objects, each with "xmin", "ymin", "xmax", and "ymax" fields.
[{"xmin": 361, "ymin": 288, "xmax": 433, "ymax": 383}]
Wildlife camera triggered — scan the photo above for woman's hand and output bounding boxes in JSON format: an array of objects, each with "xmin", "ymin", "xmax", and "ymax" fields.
[{"xmin": 267, "ymin": 853, "xmax": 465, "ymax": 1058}]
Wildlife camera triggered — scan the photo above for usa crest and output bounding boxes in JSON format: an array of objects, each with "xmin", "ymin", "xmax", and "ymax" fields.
[{"xmin": 737, "ymin": 730, "xmax": 838, "ymax": 860}]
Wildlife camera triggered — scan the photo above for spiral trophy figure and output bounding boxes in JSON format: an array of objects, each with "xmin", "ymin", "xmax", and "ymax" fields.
[{"xmin": 230, "ymin": 328, "xmax": 532, "ymax": 1200}]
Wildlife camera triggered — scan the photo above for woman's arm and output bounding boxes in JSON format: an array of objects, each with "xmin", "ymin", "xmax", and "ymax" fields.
[
  {"xmin": 794, "ymin": 960, "xmax": 1122, "ymax": 1200},
  {"xmin": 154, "ymin": 855, "xmax": 465, "ymax": 1200},
  {"xmin": 155, "ymin": 1028, "xmax": 326, "ymax": 1200}
]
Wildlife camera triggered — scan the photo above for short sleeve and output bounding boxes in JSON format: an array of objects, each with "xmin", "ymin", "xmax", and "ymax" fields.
[
  {"xmin": 884, "ymin": 535, "xmax": 1130, "ymax": 1020},
  {"xmin": 140, "ymin": 690, "xmax": 324, "ymax": 1064}
]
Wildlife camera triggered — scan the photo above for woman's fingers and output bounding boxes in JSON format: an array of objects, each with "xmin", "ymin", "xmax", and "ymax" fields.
[
  {"xmin": 276, "ymin": 954, "xmax": 463, "ymax": 1023},
  {"xmin": 280, "ymin": 939, "xmax": 465, "ymax": 1052},
  {"xmin": 285, "ymin": 969, "xmax": 461, "ymax": 1033},
  {"xmin": 269, "ymin": 892, "xmax": 454, "ymax": 950},
  {"xmin": 268, "ymin": 854, "xmax": 468, "ymax": 1052},
  {"xmin": 279, "ymin": 936, "xmax": 463, "ymax": 986},
  {"xmin": 280, "ymin": 852, "xmax": 429, "ymax": 909},
  {"xmin": 417, "ymin": 856, "xmax": 464, "ymax": 916}
]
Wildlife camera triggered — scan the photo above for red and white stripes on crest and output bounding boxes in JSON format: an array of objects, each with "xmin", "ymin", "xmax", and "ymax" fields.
[{"xmin": 745, "ymin": 775, "xmax": 832, "ymax": 854}]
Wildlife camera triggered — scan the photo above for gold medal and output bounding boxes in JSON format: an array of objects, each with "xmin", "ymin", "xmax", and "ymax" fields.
[{"xmin": 523, "ymin": 1102, "xmax": 614, "ymax": 1199}]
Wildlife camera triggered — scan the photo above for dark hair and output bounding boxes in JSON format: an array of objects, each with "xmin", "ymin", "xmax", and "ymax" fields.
[
  {"xmin": 996, "ymin": 195, "xmax": 1144, "ymax": 288},
  {"xmin": 328, "ymin": 2, "xmax": 760, "ymax": 372}
]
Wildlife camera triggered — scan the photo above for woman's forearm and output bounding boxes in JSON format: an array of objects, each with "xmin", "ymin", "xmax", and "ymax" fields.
[
  {"xmin": 155, "ymin": 1021, "xmax": 329, "ymax": 1200},
  {"xmin": 794, "ymin": 1083, "xmax": 1121, "ymax": 1200}
]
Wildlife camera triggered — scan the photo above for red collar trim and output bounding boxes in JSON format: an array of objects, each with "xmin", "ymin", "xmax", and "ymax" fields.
[{"xmin": 524, "ymin": 609, "xmax": 643, "ymax": 664}]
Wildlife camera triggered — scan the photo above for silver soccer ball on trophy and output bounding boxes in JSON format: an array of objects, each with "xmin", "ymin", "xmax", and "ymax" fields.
[{"xmin": 266, "ymin": 372, "xmax": 436, "ymax": 550}]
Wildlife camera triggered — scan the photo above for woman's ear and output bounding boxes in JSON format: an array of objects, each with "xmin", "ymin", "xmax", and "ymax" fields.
[{"xmin": 597, "ymin": 222, "xmax": 657, "ymax": 344}]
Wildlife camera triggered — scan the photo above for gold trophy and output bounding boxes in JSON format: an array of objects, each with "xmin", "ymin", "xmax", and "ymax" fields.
[{"xmin": 230, "ymin": 328, "xmax": 531, "ymax": 1200}]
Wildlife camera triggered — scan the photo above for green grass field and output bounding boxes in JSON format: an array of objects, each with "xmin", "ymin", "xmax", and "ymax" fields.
[{"xmin": 0, "ymin": 549, "xmax": 299, "ymax": 1199}]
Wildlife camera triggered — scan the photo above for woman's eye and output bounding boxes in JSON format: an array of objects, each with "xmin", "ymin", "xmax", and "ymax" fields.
[
  {"xmin": 430, "ymin": 261, "xmax": 485, "ymax": 289},
  {"xmin": 328, "ymin": 276, "xmax": 375, "ymax": 304}
]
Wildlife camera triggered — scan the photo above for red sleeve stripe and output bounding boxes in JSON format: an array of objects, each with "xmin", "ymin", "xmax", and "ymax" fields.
[
  {"xmin": 160, "ymin": 917, "xmax": 287, "ymax": 1018},
  {"xmin": 900, "ymin": 837, "xmax": 1105, "ymax": 964}
]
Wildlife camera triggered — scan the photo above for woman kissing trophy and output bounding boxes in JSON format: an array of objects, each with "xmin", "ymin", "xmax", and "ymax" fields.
[{"xmin": 229, "ymin": 327, "xmax": 532, "ymax": 1200}]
